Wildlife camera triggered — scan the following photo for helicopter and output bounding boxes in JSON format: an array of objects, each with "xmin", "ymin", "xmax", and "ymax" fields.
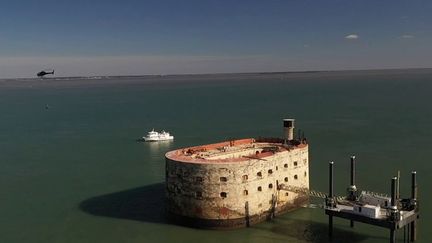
[{"xmin": 37, "ymin": 70, "xmax": 55, "ymax": 78}]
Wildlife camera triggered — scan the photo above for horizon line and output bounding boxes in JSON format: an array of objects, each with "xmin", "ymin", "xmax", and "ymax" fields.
[{"xmin": 2, "ymin": 67, "xmax": 432, "ymax": 81}]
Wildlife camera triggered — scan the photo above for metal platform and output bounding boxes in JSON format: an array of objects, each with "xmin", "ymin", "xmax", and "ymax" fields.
[
  {"xmin": 325, "ymin": 205, "xmax": 419, "ymax": 230},
  {"xmin": 324, "ymin": 157, "xmax": 419, "ymax": 243}
]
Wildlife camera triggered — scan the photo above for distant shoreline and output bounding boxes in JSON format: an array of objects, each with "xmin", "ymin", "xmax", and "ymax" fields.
[
  {"xmin": 1, "ymin": 67, "xmax": 432, "ymax": 82},
  {"xmin": 1, "ymin": 67, "xmax": 431, "ymax": 90}
]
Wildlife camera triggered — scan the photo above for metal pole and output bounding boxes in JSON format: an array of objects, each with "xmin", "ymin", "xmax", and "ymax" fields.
[
  {"xmin": 390, "ymin": 174, "xmax": 397, "ymax": 243},
  {"xmin": 391, "ymin": 177, "xmax": 397, "ymax": 217},
  {"xmin": 328, "ymin": 161, "xmax": 334, "ymax": 238},
  {"xmin": 391, "ymin": 177, "xmax": 397, "ymax": 209},
  {"xmin": 390, "ymin": 229, "xmax": 396, "ymax": 243},
  {"xmin": 411, "ymin": 171, "xmax": 417, "ymax": 199},
  {"xmin": 407, "ymin": 225, "xmax": 410, "ymax": 243},
  {"xmin": 350, "ymin": 156, "xmax": 355, "ymax": 228},
  {"xmin": 350, "ymin": 156, "xmax": 355, "ymax": 186},
  {"xmin": 390, "ymin": 176, "xmax": 398, "ymax": 243},
  {"xmin": 410, "ymin": 171, "xmax": 417, "ymax": 242},
  {"xmin": 329, "ymin": 161, "xmax": 334, "ymax": 200},
  {"xmin": 389, "ymin": 176, "xmax": 400, "ymax": 224}
]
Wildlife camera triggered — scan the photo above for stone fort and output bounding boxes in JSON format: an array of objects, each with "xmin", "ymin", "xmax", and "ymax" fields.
[{"xmin": 165, "ymin": 119, "xmax": 309, "ymax": 228}]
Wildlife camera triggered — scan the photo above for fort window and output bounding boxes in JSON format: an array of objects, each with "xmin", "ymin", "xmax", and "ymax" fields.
[
  {"xmin": 219, "ymin": 168, "xmax": 229, "ymax": 174},
  {"xmin": 268, "ymin": 183, "xmax": 273, "ymax": 189},
  {"xmin": 195, "ymin": 177, "xmax": 203, "ymax": 183},
  {"xmin": 284, "ymin": 177, "xmax": 288, "ymax": 182},
  {"xmin": 284, "ymin": 163, "xmax": 288, "ymax": 168},
  {"xmin": 293, "ymin": 161, "xmax": 298, "ymax": 167},
  {"xmin": 294, "ymin": 175, "xmax": 298, "ymax": 180},
  {"xmin": 257, "ymin": 171, "xmax": 262, "ymax": 178},
  {"xmin": 285, "ymin": 192, "xmax": 289, "ymax": 196},
  {"xmin": 220, "ymin": 177, "xmax": 228, "ymax": 182},
  {"xmin": 268, "ymin": 169, "xmax": 273, "ymax": 175},
  {"xmin": 258, "ymin": 186, "xmax": 262, "ymax": 191},
  {"xmin": 195, "ymin": 191, "xmax": 203, "ymax": 199},
  {"xmin": 304, "ymin": 171, "xmax": 307, "ymax": 177},
  {"xmin": 243, "ymin": 190, "xmax": 248, "ymax": 196},
  {"xmin": 276, "ymin": 166, "xmax": 278, "ymax": 170},
  {"xmin": 242, "ymin": 175, "xmax": 248, "ymax": 181},
  {"xmin": 220, "ymin": 192, "xmax": 227, "ymax": 198},
  {"xmin": 304, "ymin": 159, "xmax": 307, "ymax": 164}
]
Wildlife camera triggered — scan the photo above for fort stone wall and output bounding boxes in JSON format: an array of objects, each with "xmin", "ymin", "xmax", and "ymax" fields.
[{"xmin": 165, "ymin": 141, "xmax": 309, "ymax": 228}]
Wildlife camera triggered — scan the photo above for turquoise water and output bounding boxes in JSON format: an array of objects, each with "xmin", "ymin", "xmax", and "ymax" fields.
[{"xmin": 1, "ymin": 69, "xmax": 431, "ymax": 242}]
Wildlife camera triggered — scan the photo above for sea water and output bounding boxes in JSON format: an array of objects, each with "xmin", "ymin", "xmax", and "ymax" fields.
[{"xmin": 1, "ymin": 69, "xmax": 431, "ymax": 242}]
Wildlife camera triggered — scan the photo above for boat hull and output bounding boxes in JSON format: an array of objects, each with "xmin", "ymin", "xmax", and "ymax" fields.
[{"xmin": 144, "ymin": 136, "xmax": 174, "ymax": 142}]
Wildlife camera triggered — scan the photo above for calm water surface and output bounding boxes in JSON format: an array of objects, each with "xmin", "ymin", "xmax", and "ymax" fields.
[{"xmin": 1, "ymin": 70, "xmax": 431, "ymax": 242}]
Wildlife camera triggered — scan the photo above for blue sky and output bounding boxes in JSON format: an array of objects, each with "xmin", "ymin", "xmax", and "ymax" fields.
[{"xmin": 0, "ymin": 0, "xmax": 431, "ymax": 78}]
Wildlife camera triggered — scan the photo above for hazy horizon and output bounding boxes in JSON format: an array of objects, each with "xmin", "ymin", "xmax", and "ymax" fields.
[{"xmin": 2, "ymin": 66, "xmax": 432, "ymax": 81}]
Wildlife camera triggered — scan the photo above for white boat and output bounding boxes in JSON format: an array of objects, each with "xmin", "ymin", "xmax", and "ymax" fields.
[{"xmin": 143, "ymin": 129, "xmax": 174, "ymax": 142}]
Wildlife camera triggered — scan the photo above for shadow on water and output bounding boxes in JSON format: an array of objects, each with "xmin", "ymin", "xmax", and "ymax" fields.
[
  {"xmin": 79, "ymin": 183, "xmax": 169, "ymax": 224},
  {"xmin": 253, "ymin": 217, "xmax": 375, "ymax": 243},
  {"xmin": 80, "ymin": 183, "xmax": 376, "ymax": 242}
]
